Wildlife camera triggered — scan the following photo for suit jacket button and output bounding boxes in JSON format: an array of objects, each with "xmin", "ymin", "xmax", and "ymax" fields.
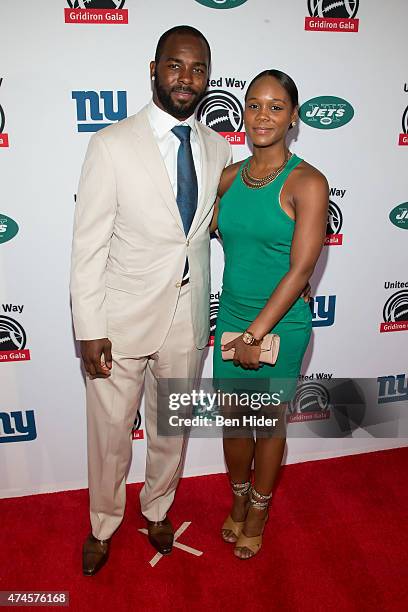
[
  {"xmin": 175, "ymin": 282, "xmax": 181, "ymax": 288},
  {"xmin": 186, "ymin": 240, "xmax": 190, "ymax": 246}
]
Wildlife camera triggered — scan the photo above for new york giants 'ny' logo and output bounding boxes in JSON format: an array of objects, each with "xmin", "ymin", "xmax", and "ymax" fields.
[
  {"xmin": 310, "ymin": 295, "xmax": 336, "ymax": 327},
  {"xmin": 72, "ymin": 90, "xmax": 127, "ymax": 132},
  {"xmin": 0, "ymin": 410, "xmax": 37, "ymax": 443},
  {"xmin": 377, "ymin": 374, "xmax": 408, "ymax": 404}
]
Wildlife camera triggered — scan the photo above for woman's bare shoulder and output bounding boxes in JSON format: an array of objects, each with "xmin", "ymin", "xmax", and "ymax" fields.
[
  {"xmin": 289, "ymin": 159, "xmax": 329, "ymax": 212},
  {"xmin": 294, "ymin": 159, "xmax": 328, "ymax": 190},
  {"xmin": 218, "ymin": 160, "xmax": 245, "ymax": 197}
]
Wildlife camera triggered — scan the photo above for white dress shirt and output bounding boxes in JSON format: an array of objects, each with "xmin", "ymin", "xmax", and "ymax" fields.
[{"xmin": 146, "ymin": 100, "xmax": 202, "ymax": 204}]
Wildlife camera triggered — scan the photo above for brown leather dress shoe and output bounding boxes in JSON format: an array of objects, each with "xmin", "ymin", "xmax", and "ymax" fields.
[
  {"xmin": 146, "ymin": 516, "xmax": 174, "ymax": 555},
  {"xmin": 82, "ymin": 534, "xmax": 110, "ymax": 576}
]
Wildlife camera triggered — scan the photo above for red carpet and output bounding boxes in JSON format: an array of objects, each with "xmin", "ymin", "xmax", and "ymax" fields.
[{"xmin": 1, "ymin": 448, "xmax": 408, "ymax": 612}]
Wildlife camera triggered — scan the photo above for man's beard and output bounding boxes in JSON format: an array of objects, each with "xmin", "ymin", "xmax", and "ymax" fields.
[{"xmin": 154, "ymin": 71, "xmax": 206, "ymax": 120}]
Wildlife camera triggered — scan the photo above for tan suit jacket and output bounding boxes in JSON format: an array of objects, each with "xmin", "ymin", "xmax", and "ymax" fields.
[{"xmin": 70, "ymin": 106, "xmax": 231, "ymax": 356}]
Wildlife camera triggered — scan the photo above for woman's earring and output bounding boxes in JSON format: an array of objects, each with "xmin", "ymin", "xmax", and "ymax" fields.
[{"xmin": 291, "ymin": 121, "xmax": 296, "ymax": 128}]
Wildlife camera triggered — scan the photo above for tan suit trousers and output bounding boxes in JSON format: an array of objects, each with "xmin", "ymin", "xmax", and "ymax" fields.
[{"xmin": 85, "ymin": 284, "xmax": 203, "ymax": 540}]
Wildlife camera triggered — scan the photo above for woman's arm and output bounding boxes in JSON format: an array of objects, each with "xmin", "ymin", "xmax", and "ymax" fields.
[{"xmin": 248, "ymin": 169, "xmax": 329, "ymax": 339}]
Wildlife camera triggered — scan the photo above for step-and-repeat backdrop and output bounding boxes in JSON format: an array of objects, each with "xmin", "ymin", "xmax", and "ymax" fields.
[{"xmin": 1, "ymin": 0, "xmax": 407, "ymax": 497}]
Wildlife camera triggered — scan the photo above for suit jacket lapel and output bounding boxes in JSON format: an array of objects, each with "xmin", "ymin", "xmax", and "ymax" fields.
[
  {"xmin": 187, "ymin": 122, "xmax": 218, "ymax": 238},
  {"xmin": 130, "ymin": 108, "xmax": 184, "ymax": 233}
]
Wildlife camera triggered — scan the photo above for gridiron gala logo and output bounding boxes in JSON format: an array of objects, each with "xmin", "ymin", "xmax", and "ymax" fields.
[
  {"xmin": 305, "ymin": 0, "xmax": 359, "ymax": 32},
  {"xmin": 287, "ymin": 382, "xmax": 331, "ymax": 423},
  {"xmin": 68, "ymin": 0, "xmax": 125, "ymax": 6},
  {"xmin": 399, "ymin": 105, "xmax": 408, "ymax": 146},
  {"xmin": 65, "ymin": 0, "xmax": 128, "ymax": 24},
  {"xmin": 380, "ymin": 288, "xmax": 408, "ymax": 333},
  {"xmin": 0, "ymin": 78, "xmax": 9, "ymax": 148},
  {"xmin": 197, "ymin": 90, "xmax": 245, "ymax": 145},
  {"xmin": 132, "ymin": 408, "xmax": 144, "ymax": 440},
  {"xmin": 325, "ymin": 200, "xmax": 343, "ymax": 245},
  {"xmin": 0, "ymin": 315, "xmax": 31, "ymax": 362}
]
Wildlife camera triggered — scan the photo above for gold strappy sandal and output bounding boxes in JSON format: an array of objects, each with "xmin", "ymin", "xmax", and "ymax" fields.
[
  {"xmin": 234, "ymin": 487, "xmax": 272, "ymax": 559},
  {"xmin": 221, "ymin": 480, "xmax": 251, "ymax": 543}
]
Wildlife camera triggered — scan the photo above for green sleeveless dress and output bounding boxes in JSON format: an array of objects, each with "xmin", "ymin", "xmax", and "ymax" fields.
[{"xmin": 213, "ymin": 154, "xmax": 312, "ymax": 401}]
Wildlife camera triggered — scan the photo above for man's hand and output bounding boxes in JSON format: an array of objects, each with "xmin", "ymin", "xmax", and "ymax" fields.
[
  {"xmin": 301, "ymin": 282, "xmax": 312, "ymax": 303},
  {"xmin": 80, "ymin": 338, "xmax": 112, "ymax": 378}
]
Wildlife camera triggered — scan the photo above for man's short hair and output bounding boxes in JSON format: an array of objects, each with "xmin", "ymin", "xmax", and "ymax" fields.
[{"xmin": 155, "ymin": 25, "xmax": 211, "ymax": 66}]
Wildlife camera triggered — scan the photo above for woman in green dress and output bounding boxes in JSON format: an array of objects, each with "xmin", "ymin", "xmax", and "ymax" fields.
[{"xmin": 211, "ymin": 70, "xmax": 329, "ymax": 559}]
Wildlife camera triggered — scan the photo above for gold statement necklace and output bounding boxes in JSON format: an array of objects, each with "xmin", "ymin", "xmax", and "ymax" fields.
[{"xmin": 241, "ymin": 151, "xmax": 292, "ymax": 189}]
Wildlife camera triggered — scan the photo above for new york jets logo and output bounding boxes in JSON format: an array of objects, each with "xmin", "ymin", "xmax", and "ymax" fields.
[
  {"xmin": 300, "ymin": 96, "xmax": 354, "ymax": 129},
  {"xmin": 195, "ymin": 0, "xmax": 248, "ymax": 9},
  {"xmin": 389, "ymin": 203, "xmax": 408, "ymax": 230},
  {"xmin": 67, "ymin": 1, "xmax": 125, "ymax": 8},
  {"xmin": 327, "ymin": 201, "xmax": 343, "ymax": 235},
  {"xmin": 0, "ymin": 214, "xmax": 19, "ymax": 244},
  {"xmin": 308, "ymin": 0, "xmax": 359, "ymax": 18},
  {"xmin": 197, "ymin": 90, "xmax": 243, "ymax": 133}
]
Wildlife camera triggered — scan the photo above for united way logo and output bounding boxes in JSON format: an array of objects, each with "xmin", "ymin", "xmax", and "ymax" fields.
[
  {"xmin": 72, "ymin": 90, "xmax": 127, "ymax": 132},
  {"xmin": 377, "ymin": 374, "xmax": 408, "ymax": 404},
  {"xmin": 132, "ymin": 408, "xmax": 144, "ymax": 440},
  {"xmin": 0, "ymin": 78, "xmax": 9, "ymax": 148},
  {"xmin": 380, "ymin": 289, "xmax": 408, "ymax": 333},
  {"xmin": 325, "ymin": 200, "xmax": 343, "ymax": 246},
  {"xmin": 65, "ymin": 1, "xmax": 128, "ymax": 24},
  {"xmin": 287, "ymin": 382, "xmax": 331, "ymax": 423},
  {"xmin": 305, "ymin": 0, "xmax": 359, "ymax": 32},
  {"xmin": 310, "ymin": 295, "xmax": 336, "ymax": 327},
  {"xmin": 0, "ymin": 410, "xmax": 37, "ymax": 443},
  {"xmin": 0, "ymin": 314, "xmax": 31, "ymax": 362},
  {"xmin": 195, "ymin": 0, "xmax": 248, "ymax": 8},
  {"xmin": 300, "ymin": 96, "xmax": 354, "ymax": 130},
  {"xmin": 398, "ymin": 106, "xmax": 408, "ymax": 146},
  {"xmin": 197, "ymin": 90, "xmax": 245, "ymax": 145},
  {"xmin": 208, "ymin": 291, "xmax": 220, "ymax": 346}
]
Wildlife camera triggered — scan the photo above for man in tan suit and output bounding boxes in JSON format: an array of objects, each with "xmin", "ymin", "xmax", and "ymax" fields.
[{"xmin": 70, "ymin": 25, "xmax": 231, "ymax": 575}]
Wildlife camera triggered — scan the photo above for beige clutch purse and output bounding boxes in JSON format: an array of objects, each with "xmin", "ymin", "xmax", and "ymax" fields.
[{"xmin": 221, "ymin": 332, "xmax": 280, "ymax": 365}]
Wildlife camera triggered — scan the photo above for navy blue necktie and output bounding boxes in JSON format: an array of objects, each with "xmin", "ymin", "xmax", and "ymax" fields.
[
  {"xmin": 172, "ymin": 125, "xmax": 198, "ymax": 280},
  {"xmin": 171, "ymin": 126, "xmax": 198, "ymax": 236}
]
